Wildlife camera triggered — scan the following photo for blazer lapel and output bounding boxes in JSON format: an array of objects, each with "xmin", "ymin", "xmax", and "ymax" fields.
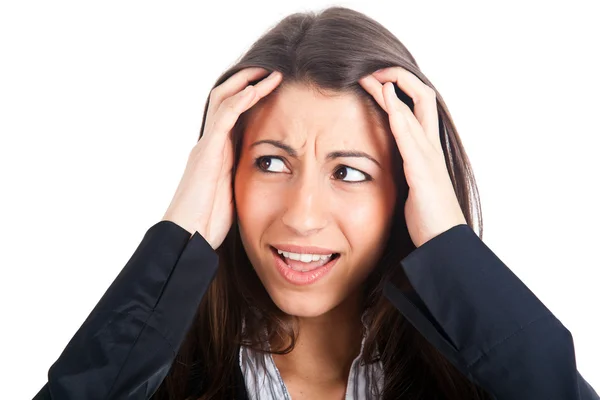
[{"xmin": 233, "ymin": 345, "xmax": 250, "ymax": 400}]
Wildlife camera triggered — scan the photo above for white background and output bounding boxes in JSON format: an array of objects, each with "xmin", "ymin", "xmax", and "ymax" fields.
[{"xmin": 1, "ymin": 1, "xmax": 598, "ymax": 397}]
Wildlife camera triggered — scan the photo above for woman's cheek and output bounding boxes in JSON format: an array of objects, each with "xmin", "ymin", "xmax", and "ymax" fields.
[
  {"xmin": 336, "ymin": 190, "xmax": 383, "ymax": 220},
  {"xmin": 236, "ymin": 177, "xmax": 278, "ymax": 226},
  {"xmin": 340, "ymin": 191, "xmax": 393, "ymax": 247}
]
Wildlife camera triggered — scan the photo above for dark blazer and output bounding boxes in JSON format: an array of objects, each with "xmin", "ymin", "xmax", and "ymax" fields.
[{"xmin": 32, "ymin": 221, "xmax": 599, "ymax": 399}]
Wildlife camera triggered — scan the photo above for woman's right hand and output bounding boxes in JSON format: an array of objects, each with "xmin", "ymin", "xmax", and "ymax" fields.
[{"xmin": 162, "ymin": 67, "xmax": 283, "ymax": 249}]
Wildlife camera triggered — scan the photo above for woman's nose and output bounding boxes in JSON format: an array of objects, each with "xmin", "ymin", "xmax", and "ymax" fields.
[{"xmin": 280, "ymin": 173, "xmax": 329, "ymax": 236}]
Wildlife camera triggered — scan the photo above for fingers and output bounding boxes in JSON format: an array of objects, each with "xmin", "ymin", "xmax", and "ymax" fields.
[
  {"xmin": 244, "ymin": 70, "xmax": 283, "ymax": 108},
  {"xmin": 359, "ymin": 74, "xmax": 388, "ymax": 113},
  {"xmin": 209, "ymin": 84, "xmax": 259, "ymax": 137},
  {"xmin": 371, "ymin": 67, "xmax": 440, "ymax": 149},
  {"xmin": 360, "ymin": 75, "xmax": 421, "ymax": 133},
  {"xmin": 206, "ymin": 68, "xmax": 283, "ymax": 141},
  {"xmin": 382, "ymin": 81, "xmax": 420, "ymax": 157},
  {"xmin": 208, "ymin": 67, "xmax": 271, "ymax": 110},
  {"xmin": 359, "ymin": 75, "xmax": 421, "ymax": 157}
]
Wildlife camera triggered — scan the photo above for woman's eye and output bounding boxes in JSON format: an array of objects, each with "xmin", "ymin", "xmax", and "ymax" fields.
[
  {"xmin": 254, "ymin": 156, "xmax": 370, "ymax": 183},
  {"xmin": 255, "ymin": 156, "xmax": 287, "ymax": 173},
  {"xmin": 333, "ymin": 166, "xmax": 369, "ymax": 183}
]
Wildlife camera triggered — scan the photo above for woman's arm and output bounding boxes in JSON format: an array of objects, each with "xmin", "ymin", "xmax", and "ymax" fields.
[
  {"xmin": 384, "ymin": 224, "xmax": 599, "ymax": 399},
  {"xmin": 33, "ymin": 220, "xmax": 219, "ymax": 400}
]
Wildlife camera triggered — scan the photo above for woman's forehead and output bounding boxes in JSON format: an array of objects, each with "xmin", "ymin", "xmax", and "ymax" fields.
[{"xmin": 242, "ymin": 83, "xmax": 394, "ymax": 157}]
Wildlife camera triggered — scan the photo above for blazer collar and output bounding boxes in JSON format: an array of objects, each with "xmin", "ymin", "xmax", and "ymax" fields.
[{"xmin": 233, "ymin": 345, "xmax": 250, "ymax": 400}]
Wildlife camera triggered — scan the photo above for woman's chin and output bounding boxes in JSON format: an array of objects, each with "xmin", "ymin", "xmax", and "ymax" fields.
[{"xmin": 270, "ymin": 293, "xmax": 336, "ymax": 318}]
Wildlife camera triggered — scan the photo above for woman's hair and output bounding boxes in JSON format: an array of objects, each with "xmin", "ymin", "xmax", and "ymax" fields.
[{"xmin": 153, "ymin": 6, "xmax": 490, "ymax": 400}]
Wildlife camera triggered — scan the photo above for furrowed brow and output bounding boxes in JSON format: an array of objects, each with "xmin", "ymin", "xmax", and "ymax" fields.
[
  {"xmin": 250, "ymin": 139, "xmax": 381, "ymax": 169},
  {"xmin": 326, "ymin": 151, "xmax": 381, "ymax": 169},
  {"xmin": 251, "ymin": 139, "xmax": 298, "ymax": 157}
]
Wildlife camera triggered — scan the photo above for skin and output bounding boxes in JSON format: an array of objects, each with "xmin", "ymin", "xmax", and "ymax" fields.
[
  {"xmin": 164, "ymin": 64, "xmax": 466, "ymax": 397},
  {"xmin": 234, "ymin": 82, "xmax": 398, "ymax": 397}
]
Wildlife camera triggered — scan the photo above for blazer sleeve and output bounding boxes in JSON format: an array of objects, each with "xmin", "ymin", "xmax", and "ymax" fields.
[
  {"xmin": 383, "ymin": 224, "xmax": 599, "ymax": 400},
  {"xmin": 32, "ymin": 220, "xmax": 219, "ymax": 400}
]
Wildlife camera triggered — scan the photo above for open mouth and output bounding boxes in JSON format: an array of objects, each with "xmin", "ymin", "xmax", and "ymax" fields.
[
  {"xmin": 270, "ymin": 246, "xmax": 341, "ymax": 285},
  {"xmin": 270, "ymin": 246, "xmax": 340, "ymax": 272}
]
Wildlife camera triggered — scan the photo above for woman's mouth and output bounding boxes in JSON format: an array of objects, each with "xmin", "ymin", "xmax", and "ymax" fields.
[{"xmin": 270, "ymin": 246, "xmax": 340, "ymax": 285}]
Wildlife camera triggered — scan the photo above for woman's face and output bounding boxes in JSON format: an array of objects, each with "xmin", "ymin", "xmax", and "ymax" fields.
[{"xmin": 234, "ymin": 82, "xmax": 397, "ymax": 318}]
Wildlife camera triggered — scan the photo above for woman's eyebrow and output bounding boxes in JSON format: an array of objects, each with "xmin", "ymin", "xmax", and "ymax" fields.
[{"xmin": 250, "ymin": 139, "xmax": 381, "ymax": 169}]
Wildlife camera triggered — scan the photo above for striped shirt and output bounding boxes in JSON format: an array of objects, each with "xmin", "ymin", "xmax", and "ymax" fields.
[{"xmin": 239, "ymin": 312, "xmax": 384, "ymax": 399}]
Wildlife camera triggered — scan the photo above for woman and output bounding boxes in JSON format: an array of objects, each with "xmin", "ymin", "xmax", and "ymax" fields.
[{"xmin": 33, "ymin": 6, "xmax": 598, "ymax": 400}]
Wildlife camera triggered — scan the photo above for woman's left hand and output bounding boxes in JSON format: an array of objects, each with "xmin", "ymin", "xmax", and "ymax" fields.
[{"xmin": 358, "ymin": 67, "xmax": 467, "ymax": 248}]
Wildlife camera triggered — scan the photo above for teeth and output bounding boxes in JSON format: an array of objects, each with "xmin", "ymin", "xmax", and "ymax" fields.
[{"xmin": 276, "ymin": 249, "xmax": 333, "ymax": 262}]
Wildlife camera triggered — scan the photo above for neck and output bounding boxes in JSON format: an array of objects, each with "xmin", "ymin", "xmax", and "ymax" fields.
[{"xmin": 271, "ymin": 290, "xmax": 365, "ymax": 384}]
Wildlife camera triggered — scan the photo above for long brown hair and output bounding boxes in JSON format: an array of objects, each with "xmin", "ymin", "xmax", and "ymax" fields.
[{"xmin": 153, "ymin": 6, "xmax": 490, "ymax": 399}]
